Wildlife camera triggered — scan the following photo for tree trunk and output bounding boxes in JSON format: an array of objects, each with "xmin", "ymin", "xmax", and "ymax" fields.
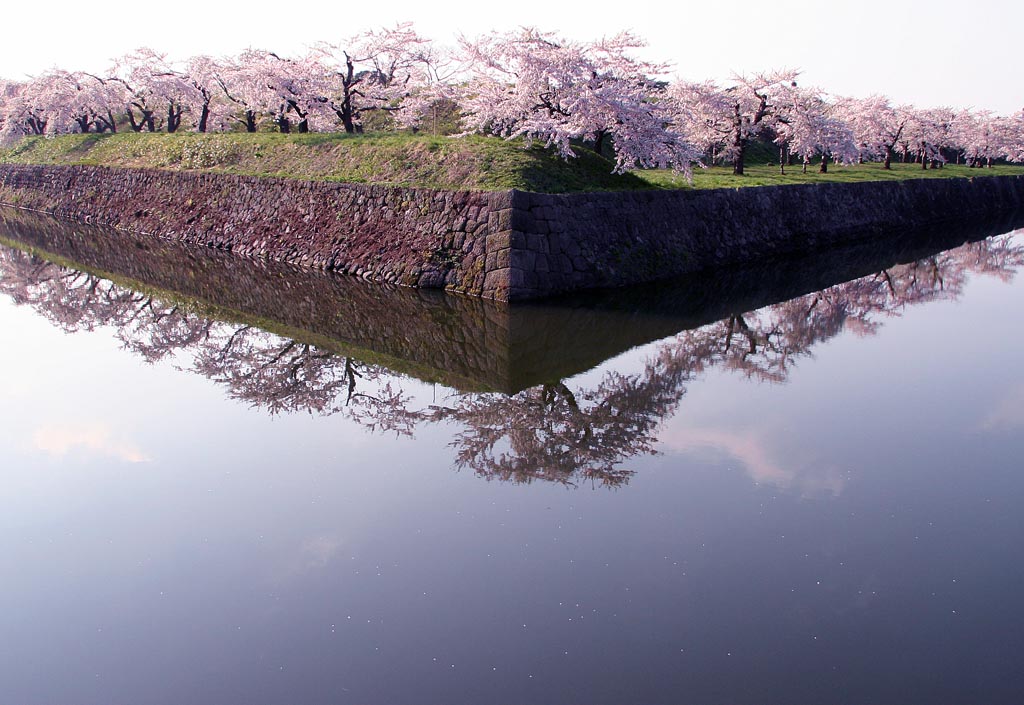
[
  {"xmin": 167, "ymin": 105, "xmax": 181, "ymax": 133},
  {"xmin": 732, "ymin": 103, "xmax": 745, "ymax": 175},
  {"xmin": 338, "ymin": 57, "xmax": 358, "ymax": 134},
  {"xmin": 819, "ymin": 153, "xmax": 828, "ymax": 173},
  {"xmin": 245, "ymin": 110, "xmax": 257, "ymax": 133},
  {"xmin": 100, "ymin": 111, "xmax": 117, "ymax": 133},
  {"xmin": 198, "ymin": 104, "xmax": 209, "ymax": 133},
  {"xmin": 336, "ymin": 106, "xmax": 356, "ymax": 134},
  {"xmin": 732, "ymin": 150, "xmax": 745, "ymax": 175},
  {"xmin": 779, "ymin": 145, "xmax": 785, "ymax": 175},
  {"xmin": 883, "ymin": 146, "xmax": 893, "ymax": 170},
  {"xmin": 591, "ymin": 130, "xmax": 607, "ymax": 155}
]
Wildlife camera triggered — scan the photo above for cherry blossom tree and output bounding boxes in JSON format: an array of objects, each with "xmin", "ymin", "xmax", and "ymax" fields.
[
  {"xmin": 1002, "ymin": 112, "xmax": 1024, "ymax": 164},
  {"xmin": 0, "ymin": 77, "xmax": 50, "ymax": 139},
  {"xmin": 314, "ymin": 22, "xmax": 438, "ymax": 134},
  {"xmin": 183, "ymin": 55, "xmax": 224, "ymax": 132},
  {"xmin": 903, "ymin": 107, "xmax": 950, "ymax": 169},
  {"xmin": 956, "ymin": 109, "xmax": 1022, "ymax": 168},
  {"xmin": 664, "ymin": 79, "xmax": 734, "ymax": 165},
  {"xmin": 834, "ymin": 95, "xmax": 912, "ymax": 169},
  {"xmin": 108, "ymin": 49, "xmax": 174, "ymax": 132},
  {"xmin": 456, "ymin": 28, "xmax": 697, "ymax": 175},
  {"xmin": 774, "ymin": 87, "xmax": 857, "ymax": 173},
  {"xmin": 721, "ymin": 69, "xmax": 800, "ymax": 175},
  {"xmin": 213, "ymin": 49, "xmax": 283, "ymax": 132},
  {"xmin": 117, "ymin": 48, "xmax": 196, "ymax": 133},
  {"xmin": 41, "ymin": 70, "xmax": 123, "ymax": 134}
]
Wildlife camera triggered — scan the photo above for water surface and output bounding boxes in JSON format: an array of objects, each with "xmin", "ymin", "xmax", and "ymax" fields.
[{"xmin": 1, "ymin": 208, "xmax": 1023, "ymax": 704}]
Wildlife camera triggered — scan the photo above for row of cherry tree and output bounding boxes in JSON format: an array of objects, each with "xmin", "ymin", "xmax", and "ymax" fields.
[{"xmin": 2, "ymin": 25, "xmax": 1023, "ymax": 175}]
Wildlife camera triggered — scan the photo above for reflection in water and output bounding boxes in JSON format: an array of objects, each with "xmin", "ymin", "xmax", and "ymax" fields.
[
  {"xmin": 980, "ymin": 382, "xmax": 1024, "ymax": 431},
  {"xmin": 1, "ymin": 208, "xmax": 1023, "ymax": 487},
  {"xmin": 661, "ymin": 426, "xmax": 848, "ymax": 496},
  {"xmin": 31, "ymin": 424, "xmax": 152, "ymax": 463}
]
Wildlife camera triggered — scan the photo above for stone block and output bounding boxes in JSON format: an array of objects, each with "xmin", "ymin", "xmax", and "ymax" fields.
[
  {"xmin": 486, "ymin": 231, "xmax": 511, "ymax": 251},
  {"xmin": 483, "ymin": 267, "xmax": 510, "ymax": 292},
  {"xmin": 494, "ymin": 248, "xmax": 512, "ymax": 269},
  {"xmin": 488, "ymin": 190, "xmax": 515, "ymax": 211},
  {"xmin": 516, "ymin": 250, "xmax": 536, "ymax": 272},
  {"xmin": 490, "ymin": 209, "xmax": 514, "ymax": 232},
  {"xmin": 526, "ymin": 233, "xmax": 550, "ymax": 254},
  {"xmin": 507, "ymin": 267, "xmax": 527, "ymax": 288},
  {"xmin": 509, "ymin": 207, "xmax": 533, "ymax": 232}
]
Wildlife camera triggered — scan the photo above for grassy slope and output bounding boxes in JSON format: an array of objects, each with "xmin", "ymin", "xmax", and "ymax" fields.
[
  {"xmin": 642, "ymin": 161, "xmax": 1024, "ymax": 190},
  {"xmin": 2, "ymin": 132, "xmax": 1023, "ymax": 193},
  {"xmin": 0, "ymin": 132, "xmax": 651, "ymax": 193}
]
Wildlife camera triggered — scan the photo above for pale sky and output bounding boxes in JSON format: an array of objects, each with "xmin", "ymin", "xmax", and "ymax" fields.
[{"xmin": 4, "ymin": 0, "xmax": 1021, "ymax": 114}]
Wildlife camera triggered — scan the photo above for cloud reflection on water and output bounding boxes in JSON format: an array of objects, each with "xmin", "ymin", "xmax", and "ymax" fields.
[{"xmin": 31, "ymin": 424, "xmax": 152, "ymax": 463}]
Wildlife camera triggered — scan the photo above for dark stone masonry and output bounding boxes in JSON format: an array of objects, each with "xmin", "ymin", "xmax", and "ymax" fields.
[{"xmin": 1, "ymin": 163, "xmax": 1022, "ymax": 301}]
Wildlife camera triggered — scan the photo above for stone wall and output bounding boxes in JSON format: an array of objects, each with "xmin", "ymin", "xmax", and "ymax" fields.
[
  {"xmin": 504, "ymin": 176, "xmax": 1024, "ymax": 299},
  {"xmin": 2, "ymin": 163, "xmax": 1023, "ymax": 301},
  {"xmin": 0, "ymin": 164, "xmax": 509, "ymax": 297}
]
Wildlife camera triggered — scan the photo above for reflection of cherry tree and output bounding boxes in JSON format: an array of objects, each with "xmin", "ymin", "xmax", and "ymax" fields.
[
  {"xmin": 0, "ymin": 248, "xmax": 417, "ymax": 434},
  {"xmin": 2, "ymin": 232, "xmax": 1023, "ymax": 486},
  {"xmin": 191, "ymin": 326, "xmax": 418, "ymax": 434},
  {"xmin": 0, "ymin": 250, "xmax": 158, "ymax": 333},
  {"xmin": 425, "ymin": 365, "xmax": 689, "ymax": 487},
  {"xmin": 396, "ymin": 232, "xmax": 1024, "ymax": 485},
  {"xmin": 660, "ymin": 236, "xmax": 1023, "ymax": 382}
]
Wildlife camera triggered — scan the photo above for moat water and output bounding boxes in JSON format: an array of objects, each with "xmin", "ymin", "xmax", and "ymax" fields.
[{"xmin": 1, "ymin": 207, "xmax": 1023, "ymax": 704}]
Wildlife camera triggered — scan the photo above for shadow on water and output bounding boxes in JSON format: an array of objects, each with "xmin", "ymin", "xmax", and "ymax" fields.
[{"xmin": 2, "ymin": 205, "xmax": 1024, "ymax": 486}]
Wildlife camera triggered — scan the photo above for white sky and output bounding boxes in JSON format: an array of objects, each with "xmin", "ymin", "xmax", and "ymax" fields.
[{"xmin": 3, "ymin": 0, "xmax": 1021, "ymax": 114}]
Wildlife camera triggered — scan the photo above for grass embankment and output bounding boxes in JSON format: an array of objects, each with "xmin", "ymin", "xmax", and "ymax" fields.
[
  {"xmin": 0, "ymin": 132, "xmax": 651, "ymax": 193},
  {"xmin": 3, "ymin": 132, "xmax": 1023, "ymax": 193},
  {"xmin": 642, "ymin": 162, "xmax": 1024, "ymax": 189}
]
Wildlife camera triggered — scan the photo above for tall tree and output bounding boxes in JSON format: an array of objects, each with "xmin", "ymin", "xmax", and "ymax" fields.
[
  {"xmin": 724, "ymin": 70, "xmax": 800, "ymax": 175},
  {"xmin": 315, "ymin": 22, "xmax": 438, "ymax": 133},
  {"xmin": 457, "ymin": 28, "xmax": 697, "ymax": 175}
]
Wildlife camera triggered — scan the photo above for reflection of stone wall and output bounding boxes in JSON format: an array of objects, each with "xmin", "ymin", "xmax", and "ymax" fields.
[
  {"xmin": 2, "ymin": 163, "xmax": 1023, "ymax": 301},
  {"xmin": 3, "ymin": 206, "xmax": 1021, "ymax": 394},
  {"xmin": 0, "ymin": 207, "xmax": 516, "ymax": 392}
]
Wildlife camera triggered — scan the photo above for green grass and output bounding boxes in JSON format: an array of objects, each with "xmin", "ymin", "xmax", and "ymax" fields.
[
  {"xmin": 639, "ymin": 161, "xmax": 1024, "ymax": 189},
  {"xmin": 0, "ymin": 132, "xmax": 651, "ymax": 193},
  {"xmin": 3, "ymin": 132, "xmax": 1022, "ymax": 193}
]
